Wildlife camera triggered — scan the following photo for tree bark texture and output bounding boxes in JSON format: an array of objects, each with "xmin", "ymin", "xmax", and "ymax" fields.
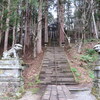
[
  {"xmin": 58, "ymin": 0, "xmax": 65, "ymax": 46},
  {"xmin": 44, "ymin": 0, "xmax": 48, "ymax": 43},
  {"xmin": 37, "ymin": 0, "xmax": 43, "ymax": 54},
  {"xmin": 4, "ymin": 0, "xmax": 10, "ymax": 51}
]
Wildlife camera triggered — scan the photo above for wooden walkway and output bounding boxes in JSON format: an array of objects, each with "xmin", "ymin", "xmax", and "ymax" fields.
[{"xmin": 39, "ymin": 47, "xmax": 76, "ymax": 85}]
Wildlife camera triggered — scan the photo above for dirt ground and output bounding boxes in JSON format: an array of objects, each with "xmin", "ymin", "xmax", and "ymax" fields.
[
  {"xmin": 22, "ymin": 41, "xmax": 98, "ymax": 87},
  {"xmin": 22, "ymin": 51, "xmax": 44, "ymax": 89},
  {"xmin": 65, "ymin": 41, "xmax": 98, "ymax": 83}
]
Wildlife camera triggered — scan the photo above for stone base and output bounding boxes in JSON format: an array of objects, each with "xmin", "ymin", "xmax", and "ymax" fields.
[
  {"xmin": 92, "ymin": 87, "xmax": 100, "ymax": 99},
  {"xmin": 92, "ymin": 79, "xmax": 100, "ymax": 99},
  {"xmin": 0, "ymin": 81, "xmax": 23, "ymax": 95},
  {"xmin": 0, "ymin": 58, "xmax": 24, "ymax": 96}
]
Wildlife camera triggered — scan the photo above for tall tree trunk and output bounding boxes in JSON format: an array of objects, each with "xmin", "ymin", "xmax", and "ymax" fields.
[
  {"xmin": 44, "ymin": 0, "xmax": 48, "ymax": 44},
  {"xmin": 37, "ymin": 0, "xmax": 43, "ymax": 54},
  {"xmin": 4, "ymin": 0, "xmax": 10, "ymax": 51},
  {"xmin": 91, "ymin": 0, "xmax": 98, "ymax": 39},
  {"xmin": 33, "ymin": 18, "xmax": 37, "ymax": 58},
  {"xmin": 0, "ymin": 7, "xmax": 4, "ymax": 44},
  {"xmin": 0, "ymin": 32, "xmax": 2, "ymax": 44},
  {"xmin": 92, "ymin": 12, "xmax": 98, "ymax": 39},
  {"xmin": 58, "ymin": 0, "xmax": 65, "ymax": 46},
  {"xmin": 12, "ymin": 10, "xmax": 17, "ymax": 47},
  {"xmin": 12, "ymin": 26, "xmax": 16, "ymax": 47},
  {"xmin": 23, "ymin": 14, "xmax": 28, "ymax": 54},
  {"xmin": 23, "ymin": 1, "xmax": 29, "ymax": 54}
]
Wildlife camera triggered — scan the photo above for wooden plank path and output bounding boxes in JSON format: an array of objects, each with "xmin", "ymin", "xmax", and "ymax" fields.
[{"xmin": 39, "ymin": 47, "xmax": 77, "ymax": 85}]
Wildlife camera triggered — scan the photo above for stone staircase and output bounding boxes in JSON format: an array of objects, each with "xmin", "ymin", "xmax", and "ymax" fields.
[{"xmin": 39, "ymin": 47, "xmax": 77, "ymax": 85}]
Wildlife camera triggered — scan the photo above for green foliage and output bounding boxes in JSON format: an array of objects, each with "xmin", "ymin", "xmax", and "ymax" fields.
[
  {"xmin": 89, "ymin": 71, "xmax": 95, "ymax": 79},
  {"xmin": 29, "ymin": 0, "xmax": 38, "ymax": 6},
  {"xmin": 96, "ymin": 0, "xmax": 100, "ymax": 1},
  {"xmin": 75, "ymin": 72, "xmax": 81, "ymax": 77},
  {"xmin": 95, "ymin": 13, "xmax": 100, "ymax": 20},
  {"xmin": 80, "ymin": 55, "xmax": 94, "ymax": 63},
  {"xmin": 27, "ymin": 76, "xmax": 41, "ymax": 88},
  {"xmin": 81, "ymin": 49, "xmax": 98, "ymax": 63},
  {"xmin": 18, "ymin": 86, "xmax": 25, "ymax": 94},
  {"xmin": 15, "ymin": 92, "xmax": 22, "ymax": 99},
  {"xmin": 34, "ymin": 75, "xmax": 41, "ymax": 84},
  {"xmin": 71, "ymin": 67, "xmax": 77, "ymax": 72},
  {"xmin": 84, "ymin": 38, "xmax": 99, "ymax": 43},
  {"xmin": 0, "ymin": 97, "xmax": 15, "ymax": 100},
  {"xmin": 0, "ymin": 0, "xmax": 39, "ymax": 33},
  {"xmin": 71, "ymin": 67, "xmax": 81, "ymax": 82},
  {"xmin": 75, "ymin": 10, "xmax": 82, "ymax": 18},
  {"xmin": 16, "ymin": 86, "xmax": 26, "ymax": 99},
  {"xmin": 80, "ymin": 48, "xmax": 97, "ymax": 79},
  {"xmin": 75, "ymin": 77, "xmax": 80, "ymax": 81},
  {"xmin": 31, "ymin": 88, "xmax": 39, "ymax": 94},
  {"xmin": 85, "ymin": 49, "xmax": 96, "ymax": 55},
  {"xmin": 28, "ymin": 82, "xmax": 34, "ymax": 87}
]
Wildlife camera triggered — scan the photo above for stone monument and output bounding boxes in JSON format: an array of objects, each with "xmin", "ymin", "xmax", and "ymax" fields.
[
  {"xmin": 92, "ymin": 44, "xmax": 100, "ymax": 99},
  {"xmin": 0, "ymin": 44, "xmax": 24, "ymax": 95}
]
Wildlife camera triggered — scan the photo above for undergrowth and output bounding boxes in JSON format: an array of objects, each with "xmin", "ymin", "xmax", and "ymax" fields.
[
  {"xmin": 84, "ymin": 38, "xmax": 99, "ymax": 43},
  {"xmin": 71, "ymin": 67, "xmax": 81, "ymax": 82},
  {"xmin": 27, "ymin": 75, "xmax": 41, "ymax": 94},
  {"xmin": 80, "ymin": 48, "xmax": 98, "ymax": 79},
  {"xmin": 71, "ymin": 48, "xmax": 97, "ymax": 82},
  {"xmin": 80, "ymin": 49, "xmax": 98, "ymax": 63}
]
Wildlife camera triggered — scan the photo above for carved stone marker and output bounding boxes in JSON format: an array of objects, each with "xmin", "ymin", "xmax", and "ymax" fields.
[
  {"xmin": 0, "ymin": 44, "xmax": 24, "ymax": 95},
  {"xmin": 92, "ymin": 44, "xmax": 100, "ymax": 99}
]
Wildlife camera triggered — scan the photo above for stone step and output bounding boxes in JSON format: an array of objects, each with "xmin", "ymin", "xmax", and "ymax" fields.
[
  {"xmin": 39, "ymin": 47, "xmax": 77, "ymax": 85},
  {"xmin": 0, "ymin": 78, "xmax": 21, "ymax": 82},
  {"xmin": 40, "ymin": 81, "xmax": 77, "ymax": 85},
  {"xmin": 40, "ymin": 78, "xmax": 76, "ymax": 84},
  {"xmin": 57, "ymin": 78, "xmax": 75, "ymax": 81},
  {"xmin": 52, "ymin": 82, "xmax": 78, "ymax": 85},
  {"xmin": 40, "ymin": 73, "xmax": 74, "ymax": 78}
]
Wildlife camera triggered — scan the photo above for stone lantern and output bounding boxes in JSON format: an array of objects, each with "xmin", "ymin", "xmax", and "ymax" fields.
[{"xmin": 92, "ymin": 44, "xmax": 100, "ymax": 99}]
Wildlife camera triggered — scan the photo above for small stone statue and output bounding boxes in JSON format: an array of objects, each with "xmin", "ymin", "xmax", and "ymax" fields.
[{"xmin": 2, "ymin": 44, "xmax": 22, "ymax": 59}]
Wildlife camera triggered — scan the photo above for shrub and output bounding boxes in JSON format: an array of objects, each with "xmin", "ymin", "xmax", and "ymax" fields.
[
  {"xmin": 75, "ymin": 72, "xmax": 81, "ymax": 77},
  {"xmin": 80, "ymin": 55, "xmax": 94, "ymax": 63},
  {"xmin": 89, "ymin": 71, "xmax": 95, "ymax": 79},
  {"xmin": 81, "ymin": 48, "xmax": 98, "ymax": 63},
  {"xmin": 31, "ymin": 88, "xmax": 39, "ymax": 94},
  {"xmin": 85, "ymin": 49, "xmax": 96, "ymax": 55},
  {"xmin": 71, "ymin": 67, "xmax": 77, "ymax": 72},
  {"xmin": 71, "ymin": 67, "xmax": 81, "ymax": 82},
  {"xmin": 34, "ymin": 75, "xmax": 41, "ymax": 84}
]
